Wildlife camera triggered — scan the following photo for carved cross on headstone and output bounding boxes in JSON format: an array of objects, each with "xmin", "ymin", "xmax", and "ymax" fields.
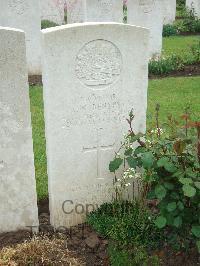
[{"xmin": 83, "ymin": 128, "xmax": 114, "ymax": 179}]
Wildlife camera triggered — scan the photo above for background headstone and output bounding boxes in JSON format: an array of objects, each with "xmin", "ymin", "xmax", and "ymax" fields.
[
  {"xmin": 127, "ymin": 0, "xmax": 163, "ymax": 58},
  {"xmin": 163, "ymin": 0, "xmax": 176, "ymax": 25},
  {"xmin": 0, "ymin": 27, "xmax": 39, "ymax": 233},
  {"xmin": 67, "ymin": 0, "xmax": 123, "ymax": 23},
  {"xmin": 0, "ymin": 0, "xmax": 41, "ymax": 75},
  {"xmin": 42, "ymin": 23, "xmax": 149, "ymax": 228},
  {"xmin": 41, "ymin": 0, "xmax": 66, "ymax": 25},
  {"xmin": 67, "ymin": 0, "xmax": 86, "ymax": 23},
  {"xmin": 186, "ymin": 0, "xmax": 200, "ymax": 18}
]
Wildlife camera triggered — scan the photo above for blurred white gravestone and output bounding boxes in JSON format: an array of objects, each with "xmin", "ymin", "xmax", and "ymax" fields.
[
  {"xmin": 41, "ymin": 0, "xmax": 66, "ymax": 25},
  {"xmin": 42, "ymin": 22, "xmax": 149, "ymax": 228},
  {"xmin": 0, "ymin": 0, "xmax": 41, "ymax": 75},
  {"xmin": 163, "ymin": 0, "xmax": 176, "ymax": 25},
  {"xmin": 67, "ymin": 0, "xmax": 123, "ymax": 23},
  {"xmin": 186, "ymin": 0, "xmax": 200, "ymax": 18},
  {"xmin": 0, "ymin": 27, "xmax": 39, "ymax": 233},
  {"xmin": 127, "ymin": 0, "xmax": 163, "ymax": 58}
]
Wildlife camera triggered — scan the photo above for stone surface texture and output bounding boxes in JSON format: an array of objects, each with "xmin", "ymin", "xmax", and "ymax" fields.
[
  {"xmin": 127, "ymin": 0, "xmax": 163, "ymax": 58},
  {"xmin": 0, "ymin": 0, "xmax": 41, "ymax": 75},
  {"xmin": 67, "ymin": 0, "xmax": 123, "ymax": 23},
  {"xmin": 0, "ymin": 27, "xmax": 39, "ymax": 233},
  {"xmin": 163, "ymin": 0, "xmax": 176, "ymax": 25},
  {"xmin": 41, "ymin": 0, "xmax": 66, "ymax": 25},
  {"xmin": 42, "ymin": 22, "xmax": 149, "ymax": 228},
  {"xmin": 186, "ymin": 0, "xmax": 200, "ymax": 17}
]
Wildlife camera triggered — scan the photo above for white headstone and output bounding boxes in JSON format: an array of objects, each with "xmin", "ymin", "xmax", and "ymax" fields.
[
  {"xmin": 67, "ymin": 0, "xmax": 123, "ymax": 23},
  {"xmin": 163, "ymin": 0, "xmax": 176, "ymax": 25},
  {"xmin": 0, "ymin": 0, "xmax": 41, "ymax": 75},
  {"xmin": 42, "ymin": 22, "xmax": 149, "ymax": 228},
  {"xmin": 0, "ymin": 27, "xmax": 39, "ymax": 233},
  {"xmin": 127, "ymin": 0, "xmax": 163, "ymax": 58},
  {"xmin": 41, "ymin": 0, "xmax": 65, "ymax": 25},
  {"xmin": 186, "ymin": 0, "xmax": 200, "ymax": 18}
]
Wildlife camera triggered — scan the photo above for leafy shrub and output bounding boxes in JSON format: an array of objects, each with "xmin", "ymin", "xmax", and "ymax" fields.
[
  {"xmin": 87, "ymin": 201, "xmax": 162, "ymax": 249},
  {"xmin": 108, "ymin": 242, "xmax": 159, "ymax": 266},
  {"xmin": 109, "ymin": 108, "xmax": 200, "ymax": 252},
  {"xmin": 175, "ymin": 8, "xmax": 200, "ymax": 33},
  {"xmin": 188, "ymin": 41, "xmax": 200, "ymax": 63},
  {"xmin": 149, "ymin": 55, "xmax": 184, "ymax": 75},
  {"xmin": 41, "ymin": 20, "xmax": 59, "ymax": 29},
  {"xmin": 163, "ymin": 24, "xmax": 177, "ymax": 37}
]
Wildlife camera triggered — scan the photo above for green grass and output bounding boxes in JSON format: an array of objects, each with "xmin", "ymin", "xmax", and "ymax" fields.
[
  {"xmin": 162, "ymin": 35, "xmax": 200, "ymax": 58},
  {"xmin": 29, "ymin": 86, "xmax": 48, "ymax": 200},
  {"xmin": 29, "ymin": 76, "xmax": 200, "ymax": 200},
  {"xmin": 147, "ymin": 76, "xmax": 200, "ymax": 126}
]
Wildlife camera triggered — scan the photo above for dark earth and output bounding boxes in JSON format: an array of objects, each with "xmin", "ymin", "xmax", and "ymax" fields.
[{"xmin": 149, "ymin": 63, "xmax": 200, "ymax": 79}]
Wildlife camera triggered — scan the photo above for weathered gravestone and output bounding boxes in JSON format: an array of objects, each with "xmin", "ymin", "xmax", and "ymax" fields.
[
  {"xmin": 163, "ymin": 0, "xmax": 176, "ymax": 25},
  {"xmin": 0, "ymin": 0, "xmax": 41, "ymax": 75},
  {"xmin": 0, "ymin": 27, "xmax": 39, "ymax": 233},
  {"xmin": 67, "ymin": 0, "xmax": 123, "ymax": 23},
  {"xmin": 41, "ymin": 0, "xmax": 65, "ymax": 25},
  {"xmin": 127, "ymin": 0, "xmax": 163, "ymax": 58},
  {"xmin": 42, "ymin": 22, "xmax": 149, "ymax": 228},
  {"xmin": 186, "ymin": 0, "xmax": 200, "ymax": 18}
]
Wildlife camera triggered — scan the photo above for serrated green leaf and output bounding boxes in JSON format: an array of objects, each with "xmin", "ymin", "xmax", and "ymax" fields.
[
  {"xmin": 164, "ymin": 182, "xmax": 174, "ymax": 190},
  {"xmin": 154, "ymin": 216, "xmax": 167, "ymax": 229},
  {"xmin": 157, "ymin": 157, "xmax": 169, "ymax": 167},
  {"xmin": 124, "ymin": 148, "xmax": 133, "ymax": 156},
  {"xmin": 174, "ymin": 216, "xmax": 182, "ymax": 228},
  {"xmin": 194, "ymin": 182, "xmax": 200, "ymax": 189},
  {"xmin": 167, "ymin": 202, "xmax": 177, "ymax": 212},
  {"xmin": 177, "ymin": 201, "xmax": 184, "ymax": 210},
  {"xmin": 157, "ymin": 157, "xmax": 177, "ymax": 173},
  {"xmin": 182, "ymin": 185, "xmax": 196, "ymax": 197},
  {"xmin": 185, "ymin": 168, "xmax": 196, "ymax": 178},
  {"xmin": 126, "ymin": 156, "xmax": 137, "ymax": 168},
  {"xmin": 134, "ymin": 146, "xmax": 146, "ymax": 155},
  {"xmin": 109, "ymin": 158, "xmax": 123, "ymax": 173},
  {"xmin": 192, "ymin": 226, "xmax": 200, "ymax": 238},
  {"xmin": 171, "ymin": 192, "xmax": 179, "ymax": 200},
  {"xmin": 164, "ymin": 162, "xmax": 177, "ymax": 173},
  {"xmin": 141, "ymin": 152, "xmax": 154, "ymax": 169},
  {"xmin": 155, "ymin": 185, "xmax": 167, "ymax": 200},
  {"xmin": 173, "ymin": 170, "xmax": 184, "ymax": 178},
  {"xmin": 165, "ymin": 213, "xmax": 174, "ymax": 226},
  {"xmin": 179, "ymin": 177, "xmax": 193, "ymax": 185}
]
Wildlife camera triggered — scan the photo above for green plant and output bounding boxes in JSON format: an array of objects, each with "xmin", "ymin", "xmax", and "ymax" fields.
[
  {"xmin": 175, "ymin": 7, "xmax": 200, "ymax": 33},
  {"xmin": 87, "ymin": 201, "xmax": 162, "ymax": 249},
  {"xmin": 108, "ymin": 242, "xmax": 160, "ymax": 266},
  {"xmin": 149, "ymin": 54, "xmax": 184, "ymax": 75},
  {"xmin": 190, "ymin": 41, "xmax": 200, "ymax": 63},
  {"xmin": 41, "ymin": 20, "xmax": 59, "ymax": 29},
  {"xmin": 163, "ymin": 24, "xmax": 177, "ymax": 37},
  {"xmin": 109, "ymin": 108, "xmax": 200, "ymax": 252}
]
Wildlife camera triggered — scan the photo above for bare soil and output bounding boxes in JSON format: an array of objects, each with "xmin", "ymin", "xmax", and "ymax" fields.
[{"xmin": 28, "ymin": 75, "xmax": 43, "ymax": 86}]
